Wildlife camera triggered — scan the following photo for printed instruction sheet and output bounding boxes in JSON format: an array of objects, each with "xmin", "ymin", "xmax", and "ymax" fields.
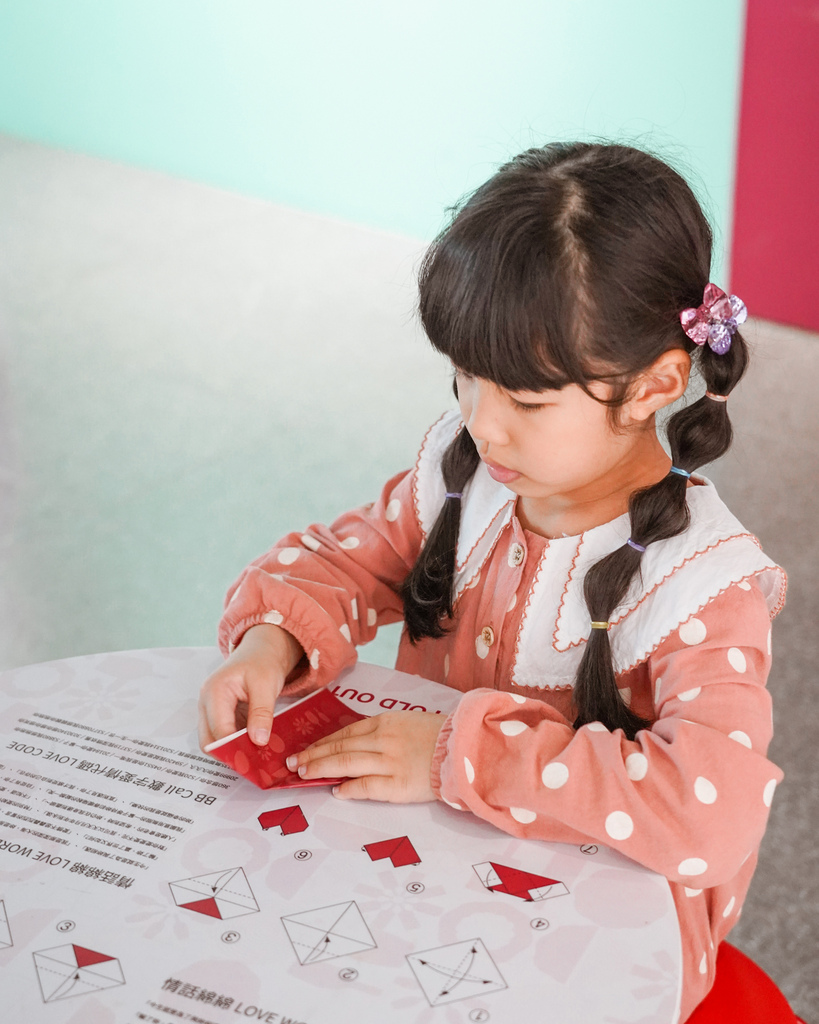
[{"xmin": 0, "ymin": 648, "xmax": 682, "ymax": 1023}]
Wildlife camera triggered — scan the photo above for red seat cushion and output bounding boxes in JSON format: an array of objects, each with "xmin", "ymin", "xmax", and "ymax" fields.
[{"xmin": 686, "ymin": 943, "xmax": 799, "ymax": 1023}]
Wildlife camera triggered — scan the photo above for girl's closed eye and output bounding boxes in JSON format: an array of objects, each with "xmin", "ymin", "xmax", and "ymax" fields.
[{"xmin": 511, "ymin": 397, "xmax": 550, "ymax": 413}]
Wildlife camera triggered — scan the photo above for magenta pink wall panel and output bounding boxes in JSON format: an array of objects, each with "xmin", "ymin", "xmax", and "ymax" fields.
[{"xmin": 731, "ymin": 0, "xmax": 819, "ymax": 331}]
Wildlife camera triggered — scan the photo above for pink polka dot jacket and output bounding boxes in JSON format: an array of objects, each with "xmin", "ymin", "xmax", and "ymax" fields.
[{"xmin": 219, "ymin": 411, "xmax": 787, "ymax": 1022}]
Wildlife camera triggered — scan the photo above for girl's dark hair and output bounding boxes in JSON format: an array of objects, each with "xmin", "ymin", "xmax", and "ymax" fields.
[{"xmin": 400, "ymin": 141, "xmax": 748, "ymax": 740}]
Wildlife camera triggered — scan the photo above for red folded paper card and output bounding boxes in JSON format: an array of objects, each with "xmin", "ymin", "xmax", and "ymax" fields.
[
  {"xmin": 363, "ymin": 836, "xmax": 420, "ymax": 868},
  {"xmin": 204, "ymin": 689, "xmax": 367, "ymax": 790},
  {"xmin": 472, "ymin": 861, "xmax": 569, "ymax": 902},
  {"xmin": 258, "ymin": 806, "xmax": 309, "ymax": 835}
]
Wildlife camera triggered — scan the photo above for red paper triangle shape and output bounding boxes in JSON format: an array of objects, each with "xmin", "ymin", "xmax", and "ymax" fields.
[
  {"xmin": 180, "ymin": 897, "xmax": 223, "ymax": 919},
  {"xmin": 489, "ymin": 862, "xmax": 560, "ymax": 892},
  {"xmin": 72, "ymin": 944, "xmax": 115, "ymax": 967}
]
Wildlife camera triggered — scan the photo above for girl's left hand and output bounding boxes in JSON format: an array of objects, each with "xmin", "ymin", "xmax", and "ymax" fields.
[{"xmin": 286, "ymin": 711, "xmax": 445, "ymax": 803}]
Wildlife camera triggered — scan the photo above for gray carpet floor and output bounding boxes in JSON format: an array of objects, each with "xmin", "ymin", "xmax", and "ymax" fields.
[{"xmin": 0, "ymin": 135, "xmax": 815, "ymax": 1020}]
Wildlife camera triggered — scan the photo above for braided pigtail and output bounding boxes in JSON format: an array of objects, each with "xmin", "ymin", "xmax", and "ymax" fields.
[
  {"xmin": 573, "ymin": 329, "xmax": 750, "ymax": 739},
  {"xmin": 401, "ymin": 427, "xmax": 480, "ymax": 642}
]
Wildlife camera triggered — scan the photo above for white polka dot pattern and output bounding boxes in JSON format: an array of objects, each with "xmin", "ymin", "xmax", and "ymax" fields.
[
  {"xmin": 350, "ymin": 598, "xmax": 358, "ymax": 620},
  {"xmin": 694, "ymin": 776, "xmax": 717, "ymax": 804},
  {"xmin": 767, "ymin": 628, "xmax": 772, "ymax": 656},
  {"xmin": 475, "ymin": 634, "xmax": 490, "ymax": 660},
  {"xmin": 542, "ymin": 762, "xmax": 569, "ymax": 789},
  {"xmin": 678, "ymin": 687, "xmax": 701, "ymax": 702},
  {"xmin": 654, "ymin": 676, "xmax": 663, "ymax": 705},
  {"xmin": 619, "ymin": 687, "xmax": 632, "ymax": 707},
  {"xmin": 443, "ymin": 654, "xmax": 450, "ymax": 678},
  {"xmin": 510, "ymin": 693, "xmax": 526, "ymax": 704},
  {"xmin": 301, "ymin": 534, "xmax": 321, "ymax": 552},
  {"xmin": 763, "ymin": 779, "xmax": 777, "ymax": 807},
  {"xmin": 679, "ymin": 617, "xmax": 707, "ymax": 646},
  {"xmin": 340, "ymin": 536, "xmax": 359, "ymax": 549},
  {"xmin": 367, "ymin": 608, "xmax": 377, "ymax": 627},
  {"xmin": 699, "ymin": 953, "xmax": 708, "ymax": 975},
  {"xmin": 722, "ymin": 896, "xmax": 736, "ymax": 918},
  {"xmin": 679, "ymin": 857, "xmax": 708, "ymax": 876},
  {"xmin": 507, "ymin": 592, "xmax": 517, "ymax": 612},
  {"xmin": 464, "ymin": 757, "xmax": 475, "ymax": 784},
  {"xmin": 737, "ymin": 579, "xmax": 752, "ymax": 591},
  {"xmin": 385, "ymin": 499, "xmax": 401, "ymax": 521},
  {"xmin": 339, "ymin": 624, "xmax": 352, "ymax": 642},
  {"xmin": 442, "ymin": 797, "xmax": 463, "ymax": 811},
  {"xmin": 605, "ymin": 811, "xmax": 634, "ymax": 840},
  {"xmin": 625, "ymin": 752, "xmax": 648, "ymax": 781},
  {"xmin": 509, "ymin": 807, "xmax": 536, "ymax": 824},
  {"xmin": 729, "ymin": 730, "xmax": 752, "ymax": 749},
  {"xmin": 727, "ymin": 647, "xmax": 747, "ymax": 673},
  {"xmin": 309, "ymin": 649, "xmax": 320, "ymax": 670},
  {"xmin": 684, "ymin": 888, "xmax": 703, "ymax": 897},
  {"xmin": 586, "ymin": 722, "xmax": 609, "ymax": 732},
  {"xmin": 500, "ymin": 720, "xmax": 528, "ymax": 736},
  {"xmin": 277, "ymin": 547, "xmax": 300, "ymax": 565},
  {"xmin": 263, "ymin": 610, "xmax": 284, "ymax": 626}
]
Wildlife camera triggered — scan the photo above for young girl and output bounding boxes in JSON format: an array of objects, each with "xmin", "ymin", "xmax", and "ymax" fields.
[{"xmin": 198, "ymin": 142, "xmax": 787, "ymax": 1022}]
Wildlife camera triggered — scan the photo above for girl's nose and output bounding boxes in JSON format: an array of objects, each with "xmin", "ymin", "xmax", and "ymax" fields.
[{"xmin": 463, "ymin": 379, "xmax": 510, "ymax": 451}]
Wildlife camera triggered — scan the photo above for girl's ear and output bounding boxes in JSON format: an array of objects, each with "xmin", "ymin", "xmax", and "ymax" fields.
[{"xmin": 626, "ymin": 348, "xmax": 691, "ymax": 422}]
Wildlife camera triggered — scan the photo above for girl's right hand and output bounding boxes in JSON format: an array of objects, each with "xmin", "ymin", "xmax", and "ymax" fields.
[{"xmin": 197, "ymin": 623, "xmax": 305, "ymax": 752}]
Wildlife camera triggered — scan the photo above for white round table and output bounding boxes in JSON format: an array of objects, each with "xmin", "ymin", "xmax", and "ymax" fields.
[{"xmin": 0, "ymin": 648, "xmax": 682, "ymax": 1023}]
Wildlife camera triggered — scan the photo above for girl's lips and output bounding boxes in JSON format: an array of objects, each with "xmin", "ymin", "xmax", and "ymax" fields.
[{"xmin": 482, "ymin": 458, "xmax": 521, "ymax": 484}]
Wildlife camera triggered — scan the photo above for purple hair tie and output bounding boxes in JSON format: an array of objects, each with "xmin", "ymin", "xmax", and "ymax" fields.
[
  {"xmin": 680, "ymin": 283, "xmax": 747, "ymax": 355},
  {"xmin": 627, "ymin": 538, "xmax": 646, "ymax": 553},
  {"xmin": 445, "ymin": 492, "xmax": 463, "ymax": 500}
]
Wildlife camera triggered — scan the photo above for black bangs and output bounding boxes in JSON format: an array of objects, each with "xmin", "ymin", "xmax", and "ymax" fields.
[{"xmin": 418, "ymin": 184, "xmax": 588, "ymax": 394}]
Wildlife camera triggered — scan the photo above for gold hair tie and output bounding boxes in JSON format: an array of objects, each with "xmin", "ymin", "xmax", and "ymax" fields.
[{"xmin": 590, "ymin": 621, "xmax": 611, "ymax": 631}]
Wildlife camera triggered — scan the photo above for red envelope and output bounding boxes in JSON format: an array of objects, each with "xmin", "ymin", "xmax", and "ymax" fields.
[
  {"xmin": 363, "ymin": 836, "xmax": 420, "ymax": 868},
  {"xmin": 204, "ymin": 689, "xmax": 366, "ymax": 790}
]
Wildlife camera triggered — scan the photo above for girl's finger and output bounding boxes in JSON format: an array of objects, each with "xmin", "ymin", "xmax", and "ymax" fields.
[
  {"xmin": 296, "ymin": 748, "xmax": 384, "ymax": 781},
  {"xmin": 198, "ymin": 703, "xmax": 216, "ymax": 751},
  {"xmin": 244, "ymin": 678, "xmax": 281, "ymax": 746},
  {"xmin": 295, "ymin": 717, "xmax": 379, "ymax": 760},
  {"xmin": 292, "ymin": 731, "xmax": 380, "ymax": 769},
  {"xmin": 332, "ymin": 774, "xmax": 398, "ymax": 802},
  {"xmin": 200, "ymin": 680, "xmax": 243, "ymax": 748}
]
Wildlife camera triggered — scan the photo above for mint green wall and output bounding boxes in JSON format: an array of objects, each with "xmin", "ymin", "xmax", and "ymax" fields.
[{"xmin": 0, "ymin": 0, "xmax": 744, "ymax": 263}]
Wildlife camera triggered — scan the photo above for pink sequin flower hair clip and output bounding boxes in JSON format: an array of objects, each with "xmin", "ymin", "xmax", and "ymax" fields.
[{"xmin": 679, "ymin": 283, "xmax": 748, "ymax": 355}]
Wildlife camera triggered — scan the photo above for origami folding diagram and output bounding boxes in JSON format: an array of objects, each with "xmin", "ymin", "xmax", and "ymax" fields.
[
  {"xmin": 169, "ymin": 867, "xmax": 260, "ymax": 920},
  {"xmin": 33, "ymin": 943, "xmax": 125, "ymax": 1003},
  {"xmin": 258, "ymin": 805, "xmax": 309, "ymax": 835},
  {"xmin": 204, "ymin": 689, "xmax": 366, "ymax": 790},
  {"xmin": 0, "ymin": 899, "xmax": 11, "ymax": 950},
  {"xmin": 406, "ymin": 938, "xmax": 507, "ymax": 1007},
  {"xmin": 363, "ymin": 836, "xmax": 420, "ymax": 868},
  {"xmin": 281, "ymin": 901, "xmax": 376, "ymax": 966},
  {"xmin": 473, "ymin": 861, "xmax": 569, "ymax": 902}
]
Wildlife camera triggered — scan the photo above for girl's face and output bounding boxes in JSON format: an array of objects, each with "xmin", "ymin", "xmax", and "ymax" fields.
[{"xmin": 454, "ymin": 369, "xmax": 659, "ymax": 512}]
